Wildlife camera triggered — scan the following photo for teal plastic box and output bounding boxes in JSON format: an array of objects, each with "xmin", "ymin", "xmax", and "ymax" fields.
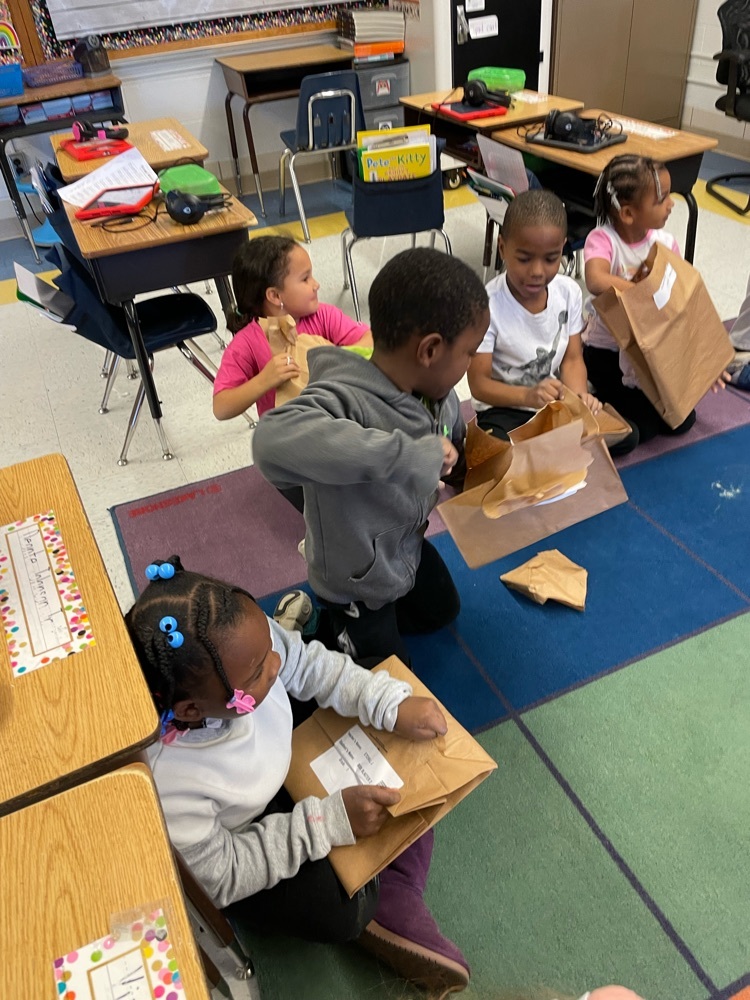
[{"xmin": 0, "ymin": 62, "xmax": 24, "ymax": 99}]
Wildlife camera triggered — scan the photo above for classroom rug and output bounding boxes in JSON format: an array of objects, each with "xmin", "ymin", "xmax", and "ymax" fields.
[{"xmin": 111, "ymin": 422, "xmax": 750, "ymax": 1000}]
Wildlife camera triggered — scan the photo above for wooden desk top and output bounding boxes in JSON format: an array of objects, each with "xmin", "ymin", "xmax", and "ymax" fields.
[
  {"xmin": 0, "ymin": 764, "xmax": 210, "ymax": 1000},
  {"xmin": 0, "ymin": 73, "xmax": 122, "ymax": 109},
  {"xmin": 0, "ymin": 455, "xmax": 158, "ymax": 815},
  {"xmin": 217, "ymin": 43, "xmax": 351, "ymax": 74},
  {"xmin": 52, "ymin": 117, "xmax": 209, "ymax": 182},
  {"xmin": 66, "ymin": 190, "xmax": 257, "ymax": 259},
  {"xmin": 492, "ymin": 108, "xmax": 718, "ymax": 176},
  {"xmin": 400, "ymin": 90, "xmax": 585, "ymax": 132}
]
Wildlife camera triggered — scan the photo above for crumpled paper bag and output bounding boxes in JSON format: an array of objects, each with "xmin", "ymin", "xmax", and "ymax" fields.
[
  {"xmin": 259, "ymin": 314, "xmax": 330, "ymax": 405},
  {"xmin": 500, "ymin": 548, "xmax": 587, "ymax": 610}
]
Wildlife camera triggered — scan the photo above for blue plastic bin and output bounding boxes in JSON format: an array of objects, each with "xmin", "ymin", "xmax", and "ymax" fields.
[{"xmin": 0, "ymin": 62, "xmax": 24, "ymax": 99}]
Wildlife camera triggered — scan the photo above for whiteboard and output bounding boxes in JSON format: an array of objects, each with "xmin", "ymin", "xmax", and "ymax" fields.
[{"xmin": 47, "ymin": 0, "xmax": 348, "ymax": 41}]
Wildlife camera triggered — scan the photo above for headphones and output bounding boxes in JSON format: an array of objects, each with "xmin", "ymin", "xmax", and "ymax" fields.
[
  {"xmin": 71, "ymin": 119, "xmax": 129, "ymax": 142},
  {"xmin": 165, "ymin": 190, "xmax": 232, "ymax": 225},
  {"xmin": 462, "ymin": 79, "xmax": 511, "ymax": 109},
  {"xmin": 544, "ymin": 110, "xmax": 605, "ymax": 145}
]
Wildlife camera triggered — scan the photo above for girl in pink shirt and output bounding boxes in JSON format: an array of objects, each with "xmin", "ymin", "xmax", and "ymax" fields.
[{"xmin": 213, "ymin": 236, "xmax": 371, "ymax": 421}]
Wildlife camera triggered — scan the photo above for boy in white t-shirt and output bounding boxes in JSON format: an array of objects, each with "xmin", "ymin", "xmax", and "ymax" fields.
[{"xmin": 468, "ymin": 190, "xmax": 637, "ymax": 453}]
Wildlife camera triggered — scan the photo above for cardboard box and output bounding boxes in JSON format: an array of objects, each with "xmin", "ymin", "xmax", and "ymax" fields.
[{"xmin": 284, "ymin": 657, "xmax": 497, "ymax": 896}]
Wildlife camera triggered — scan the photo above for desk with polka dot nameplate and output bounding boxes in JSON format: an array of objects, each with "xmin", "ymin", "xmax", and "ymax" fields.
[{"xmin": 0, "ymin": 454, "xmax": 159, "ymax": 817}]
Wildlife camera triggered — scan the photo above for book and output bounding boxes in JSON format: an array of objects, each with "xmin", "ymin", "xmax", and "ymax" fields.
[
  {"xmin": 357, "ymin": 126, "xmax": 436, "ymax": 182},
  {"xmin": 338, "ymin": 38, "xmax": 405, "ymax": 56},
  {"xmin": 338, "ymin": 9, "xmax": 406, "ymax": 42},
  {"xmin": 14, "ymin": 262, "xmax": 74, "ymax": 322}
]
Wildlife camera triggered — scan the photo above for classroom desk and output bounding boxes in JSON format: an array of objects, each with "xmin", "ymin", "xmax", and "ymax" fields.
[
  {"xmin": 61, "ymin": 190, "xmax": 256, "ymax": 451},
  {"xmin": 0, "ymin": 73, "xmax": 125, "ymax": 263},
  {"xmin": 491, "ymin": 109, "xmax": 718, "ymax": 262},
  {"xmin": 400, "ymin": 89, "xmax": 585, "ymax": 167},
  {"xmin": 1, "ymin": 763, "xmax": 210, "ymax": 1000},
  {"xmin": 51, "ymin": 116, "xmax": 209, "ymax": 182},
  {"xmin": 217, "ymin": 43, "xmax": 353, "ymax": 215},
  {"xmin": 0, "ymin": 454, "xmax": 158, "ymax": 817}
]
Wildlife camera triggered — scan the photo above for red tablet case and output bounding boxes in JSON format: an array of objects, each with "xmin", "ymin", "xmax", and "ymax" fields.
[{"xmin": 431, "ymin": 101, "xmax": 508, "ymax": 122}]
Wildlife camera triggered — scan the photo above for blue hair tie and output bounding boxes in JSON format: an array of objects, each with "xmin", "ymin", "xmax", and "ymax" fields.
[
  {"xmin": 159, "ymin": 616, "xmax": 184, "ymax": 649},
  {"xmin": 145, "ymin": 562, "xmax": 175, "ymax": 581}
]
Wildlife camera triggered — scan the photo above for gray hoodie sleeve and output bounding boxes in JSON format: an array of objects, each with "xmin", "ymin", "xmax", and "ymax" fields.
[
  {"xmin": 270, "ymin": 619, "xmax": 412, "ymax": 731},
  {"xmin": 252, "ymin": 392, "xmax": 444, "ymax": 497},
  {"xmin": 179, "ymin": 791, "xmax": 355, "ymax": 907}
]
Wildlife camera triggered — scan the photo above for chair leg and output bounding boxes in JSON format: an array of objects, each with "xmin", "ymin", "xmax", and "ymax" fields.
[
  {"xmin": 118, "ymin": 356, "xmax": 174, "ymax": 466},
  {"xmin": 178, "ymin": 340, "xmax": 256, "ymax": 427},
  {"xmin": 211, "ymin": 330, "xmax": 227, "ymax": 351},
  {"xmin": 344, "ymin": 236, "xmax": 362, "ymax": 322},
  {"xmin": 439, "ymin": 229, "xmax": 452, "ymax": 255},
  {"xmin": 575, "ymin": 248, "xmax": 583, "ymax": 279},
  {"xmin": 126, "ymin": 360, "xmax": 139, "ymax": 380},
  {"xmin": 706, "ymin": 174, "xmax": 750, "ymax": 215},
  {"xmin": 100, "ymin": 349, "xmax": 113, "ymax": 377},
  {"xmin": 99, "ymin": 355, "xmax": 121, "ymax": 414},
  {"xmin": 411, "ymin": 234, "xmax": 417, "ymax": 249},
  {"xmin": 341, "ymin": 227, "xmax": 351, "ymax": 289},
  {"xmin": 279, "ymin": 149, "xmax": 289, "ymax": 217},
  {"xmin": 429, "ymin": 231, "xmax": 436, "ymax": 249},
  {"xmin": 288, "ymin": 152, "xmax": 312, "ymax": 243},
  {"xmin": 175, "ymin": 854, "xmax": 255, "ymax": 984}
]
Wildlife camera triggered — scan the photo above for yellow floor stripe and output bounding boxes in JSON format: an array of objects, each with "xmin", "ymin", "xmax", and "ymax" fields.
[{"xmin": 0, "ymin": 175, "xmax": 744, "ymax": 306}]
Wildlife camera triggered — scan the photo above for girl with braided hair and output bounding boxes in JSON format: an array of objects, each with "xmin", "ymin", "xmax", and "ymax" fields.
[
  {"xmin": 125, "ymin": 556, "xmax": 471, "ymax": 998},
  {"xmin": 583, "ymin": 153, "xmax": 728, "ymax": 444}
]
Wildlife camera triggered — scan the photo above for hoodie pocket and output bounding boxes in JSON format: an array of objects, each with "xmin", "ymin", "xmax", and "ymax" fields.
[{"xmin": 348, "ymin": 522, "xmax": 415, "ymax": 590}]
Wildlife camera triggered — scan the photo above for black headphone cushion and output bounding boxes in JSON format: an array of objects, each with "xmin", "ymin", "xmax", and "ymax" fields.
[
  {"xmin": 464, "ymin": 80, "xmax": 487, "ymax": 107},
  {"xmin": 165, "ymin": 190, "xmax": 230, "ymax": 225}
]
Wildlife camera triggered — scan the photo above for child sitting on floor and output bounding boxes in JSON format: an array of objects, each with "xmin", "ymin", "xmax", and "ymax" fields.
[
  {"xmin": 466, "ymin": 190, "xmax": 637, "ymax": 454},
  {"xmin": 126, "ymin": 556, "xmax": 471, "ymax": 997},
  {"xmin": 583, "ymin": 154, "xmax": 727, "ymax": 444},
  {"xmin": 212, "ymin": 235, "xmax": 372, "ymax": 421},
  {"xmin": 253, "ymin": 248, "xmax": 490, "ymax": 667}
]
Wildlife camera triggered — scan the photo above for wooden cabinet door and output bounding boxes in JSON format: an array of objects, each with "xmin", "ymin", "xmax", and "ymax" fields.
[
  {"xmin": 552, "ymin": 0, "xmax": 633, "ymax": 113},
  {"xmin": 622, "ymin": 0, "xmax": 698, "ymax": 124}
]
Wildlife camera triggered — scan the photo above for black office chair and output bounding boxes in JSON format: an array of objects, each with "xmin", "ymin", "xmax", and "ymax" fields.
[
  {"xmin": 279, "ymin": 70, "xmax": 365, "ymax": 243},
  {"xmin": 706, "ymin": 0, "xmax": 750, "ymax": 214},
  {"xmin": 340, "ymin": 144, "xmax": 451, "ymax": 321},
  {"xmin": 46, "ymin": 243, "xmax": 220, "ymax": 466}
]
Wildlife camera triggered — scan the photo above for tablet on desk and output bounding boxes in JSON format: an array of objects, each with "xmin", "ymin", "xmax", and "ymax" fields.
[
  {"xmin": 74, "ymin": 183, "xmax": 157, "ymax": 221},
  {"xmin": 431, "ymin": 101, "xmax": 508, "ymax": 122}
]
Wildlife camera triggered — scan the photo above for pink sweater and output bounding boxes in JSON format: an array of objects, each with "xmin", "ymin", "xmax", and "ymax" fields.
[{"xmin": 213, "ymin": 304, "xmax": 368, "ymax": 416}]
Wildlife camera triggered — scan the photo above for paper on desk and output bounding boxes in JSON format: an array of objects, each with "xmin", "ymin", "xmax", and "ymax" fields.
[{"xmin": 58, "ymin": 148, "xmax": 158, "ymax": 207}]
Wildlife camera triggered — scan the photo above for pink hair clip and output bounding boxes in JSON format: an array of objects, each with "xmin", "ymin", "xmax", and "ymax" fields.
[{"xmin": 227, "ymin": 689, "xmax": 256, "ymax": 714}]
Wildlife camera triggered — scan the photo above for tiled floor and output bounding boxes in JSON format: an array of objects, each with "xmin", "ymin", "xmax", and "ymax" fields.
[{"xmin": 1, "ymin": 167, "xmax": 749, "ymax": 616}]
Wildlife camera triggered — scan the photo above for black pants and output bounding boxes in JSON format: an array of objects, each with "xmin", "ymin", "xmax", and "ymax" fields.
[
  {"xmin": 584, "ymin": 345, "xmax": 695, "ymax": 443},
  {"xmin": 222, "ymin": 788, "xmax": 379, "ymax": 943},
  {"xmin": 320, "ymin": 537, "xmax": 460, "ymax": 666},
  {"xmin": 477, "ymin": 401, "xmax": 639, "ymax": 457}
]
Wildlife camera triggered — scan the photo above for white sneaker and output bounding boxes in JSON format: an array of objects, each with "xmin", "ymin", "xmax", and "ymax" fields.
[{"xmin": 273, "ymin": 590, "xmax": 313, "ymax": 633}]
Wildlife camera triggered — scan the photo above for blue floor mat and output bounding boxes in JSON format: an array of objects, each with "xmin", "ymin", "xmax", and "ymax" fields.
[{"xmin": 622, "ymin": 425, "xmax": 750, "ymax": 597}]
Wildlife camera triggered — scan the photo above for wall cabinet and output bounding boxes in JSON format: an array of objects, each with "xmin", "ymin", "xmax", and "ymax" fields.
[{"xmin": 551, "ymin": 0, "xmax": 699, "ymax": 125}]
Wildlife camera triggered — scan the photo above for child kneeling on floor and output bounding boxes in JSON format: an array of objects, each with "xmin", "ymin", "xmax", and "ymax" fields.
[
  {"xmin": 126, "ymin": 556, "xmax": 471, "ymax": 998},
  {"xmin": 467, "ymin": 189, "xmax": 637, "ymax": 456}
]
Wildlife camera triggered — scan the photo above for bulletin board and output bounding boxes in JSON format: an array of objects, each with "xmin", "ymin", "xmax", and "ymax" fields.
[{"xmin": 7, "ymin": 0, "xmax": 386, "ymax": 64}]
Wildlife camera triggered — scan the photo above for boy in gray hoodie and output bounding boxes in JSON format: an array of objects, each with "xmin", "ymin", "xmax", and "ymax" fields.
[{"xmin": 253, "ymin": 248, "xmax": 490, "ymax": 665}]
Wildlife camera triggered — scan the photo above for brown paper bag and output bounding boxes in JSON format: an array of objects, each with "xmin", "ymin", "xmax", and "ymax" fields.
[
  {"xmin": 500, "ymin": 549, "xmax": 587, "ymax": 610},
  {"xmin": 284, "ymin": 657, "xmax": 497, "ymax": 897},
  {"xmin": 593, "ymin": 242, "xmax": 735, "ymax": 428},
  {"xmin": 260, "ymin": 315, "xmax": 330, "ymax": 405},
  {"xmin": 440, "ymin": 393, "xmax": 628, "ymax": 568}
]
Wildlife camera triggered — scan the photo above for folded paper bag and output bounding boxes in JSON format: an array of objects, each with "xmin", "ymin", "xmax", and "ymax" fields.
[
  {"xmin": 593, "ymin": 242, "xmax": 735, "ymax": 429},
  {"xmin": 260, "ymin": 314, "xmax": 330, "ymax": 405},
  {"xmin": 284, "ymin": 656, "xmax": 498, "ymax": 897},
  {"xmin": 439, "ymin": 392, "xmax": 628, "ymax": 568},
  {"xmin": 500, "ymin": 548, "xmax": 587, "ymax": 610}
]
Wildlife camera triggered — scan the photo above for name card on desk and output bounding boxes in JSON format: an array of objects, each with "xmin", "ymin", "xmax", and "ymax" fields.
[
  {"xmin": 0, "ymin": 510, "xmax": 95, "ymax": 677},
  {"xmin": 53, "ymin": 907, "xmax": 184, "ymax": 1000}
]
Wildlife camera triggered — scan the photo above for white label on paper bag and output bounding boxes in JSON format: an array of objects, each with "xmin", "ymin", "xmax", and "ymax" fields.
[
  {"xmin": 468, "ymin": 14, "xmax": 498, "ymax": 39},
  {"xmin": 311, "ymin": 725, "xmax": 404, "ymax": 794},
  {"xmin": 653, "ymin": 263, "xmax": 677, "ymax": 310},
  {"xmin": 465, "ymin": 0, "xmax": 485, "ymax": 11}
]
